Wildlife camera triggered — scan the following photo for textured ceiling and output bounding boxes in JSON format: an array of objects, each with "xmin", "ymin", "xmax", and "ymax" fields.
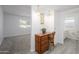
[
  {"xmin": 33, "ymin": 5, "xmax": 79, "ymax": 12},
  {"xmin": 2, "ymin": 5, "xmax": 31, "ymax": 16},
  {"xmin": 2, "ymin": 5, "xmax": 79, "ymax": 16}
]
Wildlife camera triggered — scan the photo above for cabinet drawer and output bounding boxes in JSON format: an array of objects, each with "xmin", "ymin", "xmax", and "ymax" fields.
[
  {"xmin": 41, "ymin": 40, "xmax": 48, "ymax": 45},
  {"xmin": 40, "ymin": 44, "xmax": 49, "ymax": 51},
  {"xmin": 41, "ymin": 35, "xmax": 48, "ymax": 41}
]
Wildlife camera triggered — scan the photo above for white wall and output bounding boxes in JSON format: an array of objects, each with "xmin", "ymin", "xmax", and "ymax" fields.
[
  {"xmin": 31, "ymin": 7, "xmax": 41, "ymax": 51},
  {"xmin": 54, "ymin": 11, "xmax": 64, "ymax": 44},
  {"xmin": 44, "ymin": 12, "xmax": 54, "ymax": 32},
  {"xmin": 0, "ymin": 6, "xmax": 3, "ymax": 45},
  {"xmin": 3, "ymin": 12, "xmax": 31, "ymax": 37},
  {"xmin": 75, "ymin": 15, "xmax": 79, "ymax": 30}
]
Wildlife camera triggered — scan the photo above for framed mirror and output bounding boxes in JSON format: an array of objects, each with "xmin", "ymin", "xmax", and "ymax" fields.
[{"xmin": 40, "ymin": 13, "xmax": 44, "ymax": 24}]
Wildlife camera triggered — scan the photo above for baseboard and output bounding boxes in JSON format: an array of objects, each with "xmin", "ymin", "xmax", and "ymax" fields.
[{"xmin": 30, "ymin": 49, "xmax": 35, "ymax": 52}]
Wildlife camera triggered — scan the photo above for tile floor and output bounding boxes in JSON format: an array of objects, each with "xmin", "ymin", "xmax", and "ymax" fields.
[
  {"xmin": 31, "ymin": 39, "xmax": 79, "ymax": 54},
  {"xmin": 0, "ymin": 37, "xmax": 79, "ymax": 54},
  {"xmin": 0, "ymin": 34, "xmax": 30, "ymax": 54}
]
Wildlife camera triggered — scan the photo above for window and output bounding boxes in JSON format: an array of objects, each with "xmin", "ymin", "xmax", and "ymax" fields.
[
  {"xmin": 64, "ymin": 20, "xmax": 75, "ymax": 24},
  {"xmin": 19, "ymin": 19, "xmax": 30, "ymax": 28},
  {"xmin": 64, "ymin": 17, "xmax": 75, "ymax": 30}
]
